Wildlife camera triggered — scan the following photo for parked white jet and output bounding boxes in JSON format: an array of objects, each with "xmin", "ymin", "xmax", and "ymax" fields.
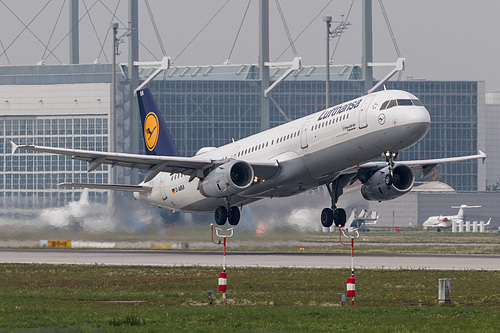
[
  {"xmin": 422, "ymin": 204, "xmax": 482, "ymax": 230},
  {"xmin": 12, "ymin": 88, "xmax": 486, "ymax": 228}
]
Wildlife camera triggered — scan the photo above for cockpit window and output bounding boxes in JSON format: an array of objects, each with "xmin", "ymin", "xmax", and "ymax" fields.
[
  {"xmin": 412, "ymin": 99, "xmax": 423, "ymax": 106},
  {"xmin": 387, "ymin": 100, "xmax": 397, "ymax": 109},
  {"xmin": 397, "ymin": 99, "xmax": 412, "ymax": 106},
  {"xmin": 381, "ymin": 98, "xmax": 424, "ymax": 109}
]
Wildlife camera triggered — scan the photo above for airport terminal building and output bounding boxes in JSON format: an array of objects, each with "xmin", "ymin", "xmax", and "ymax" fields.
[{"xmin": 0, "ymin": 63, "xmax": 497, "ymax": 226}]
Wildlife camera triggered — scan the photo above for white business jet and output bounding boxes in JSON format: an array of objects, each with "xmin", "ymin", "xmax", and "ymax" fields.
[
  {"xmin": 422, "ymin": 204, "xmax": 482, "ymax": 230},
  {"xmin": 12, "ymin": 88, "xmax": 486, "ymax": 228}
]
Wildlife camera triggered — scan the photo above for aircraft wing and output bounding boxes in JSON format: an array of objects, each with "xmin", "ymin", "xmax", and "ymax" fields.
[
  {"xmin": 58, "ymin": 183, "xmax": 152, "ymax": 192},
  {"xmin": 11, "ymin": 142, "xmax": 279, "ymax": 182},
  {"xmin": 354, "ymin": 150, "xmax": 487, "ymax": 178}
]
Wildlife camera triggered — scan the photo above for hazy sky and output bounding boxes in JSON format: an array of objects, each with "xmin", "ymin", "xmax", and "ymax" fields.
[{"xmin": 1, "ymin": 0, "xmax": 499, "ymax": 91}]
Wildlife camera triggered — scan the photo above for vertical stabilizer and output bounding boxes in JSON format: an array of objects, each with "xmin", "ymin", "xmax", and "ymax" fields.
[
  {"xmin": 137, "ymin": 87, "xmax": 180, "ymax": 156},
  {"xmin": 452, "ymin": 204, "xmax": 481, "ymax": 219},
  {"xmin": 79, "ymin": 189, "xmax": 89, "ymax": 205}
]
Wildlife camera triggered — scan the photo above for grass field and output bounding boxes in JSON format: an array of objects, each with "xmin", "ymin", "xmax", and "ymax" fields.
[{"xmin": 0, "ymin": 264, "xmax": 498, "ymax": 332}]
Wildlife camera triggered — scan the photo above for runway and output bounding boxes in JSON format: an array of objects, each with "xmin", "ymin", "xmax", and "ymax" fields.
[{"xmin": 0, "ymin": 249, "xmax": 498, "ymax": 270}]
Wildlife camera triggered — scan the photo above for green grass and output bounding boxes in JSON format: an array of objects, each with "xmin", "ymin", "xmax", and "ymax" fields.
[{"xmin": 0, "ymin": 264, "xmax": 498, "ymax": 332}]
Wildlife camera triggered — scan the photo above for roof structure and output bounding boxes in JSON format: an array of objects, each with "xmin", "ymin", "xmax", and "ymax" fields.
[{"xmin": 142, "ymin": 64, "xmax": 362, "ymax": 82}]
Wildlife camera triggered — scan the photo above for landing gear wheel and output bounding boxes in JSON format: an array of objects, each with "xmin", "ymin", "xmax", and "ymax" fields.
[
  {"xmin": 321, "ymin": 208, "xmax": 334, "ymax": 228},
  {"xmin": 333, "ymin": 208, "xmax": 347, "ymax": 228},
  {"xmin": 228, "ymin": 206, "xmax": 240, "ymax": 226},
  {"xmin": 214, "ymin": 206, "xmax": 227, "ymax": 225},
  {"xmin": 384, "ymin": 174, "xmax": 394, "ymax": 186}
]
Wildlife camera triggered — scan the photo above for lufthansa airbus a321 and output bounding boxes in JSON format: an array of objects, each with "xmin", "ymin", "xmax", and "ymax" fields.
[{"xmin": 12, "ymin": 88, "xmax": 486, "ymax": 228}]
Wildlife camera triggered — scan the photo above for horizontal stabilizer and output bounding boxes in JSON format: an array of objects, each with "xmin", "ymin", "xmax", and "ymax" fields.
[{"xmin": 58, "ymin": 182, "xmax": 151, "ymax": 193}]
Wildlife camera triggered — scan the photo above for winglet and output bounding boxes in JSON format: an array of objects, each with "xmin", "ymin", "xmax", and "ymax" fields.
[
  {"xmin": 478, "ymin": 150, "xmax": 487, "ymax": 164},
  {"xmin": 137, "ymin": 87, "xmax": 180, "ymax": 157},
  {"xmin": 10, "ymin": 141, "xmax": 18, "ymax": 155}
]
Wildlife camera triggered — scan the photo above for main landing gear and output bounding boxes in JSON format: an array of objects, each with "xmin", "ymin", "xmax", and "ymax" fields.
[
  {"xmin": 321, "ymin": 178, "xmax": 349, "ymax": 228},
  {"xmin": 383, "ymin": 151, "xmax": 398, "ymax": 186},
  {"xmin": 214, "ymin": 198, "xmax": 240, "ymax": 226}
]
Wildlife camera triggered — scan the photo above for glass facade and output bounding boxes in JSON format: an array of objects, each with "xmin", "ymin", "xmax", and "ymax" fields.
[
  {"xmin": 0, "ymin": 81, "xmax": 111, "ymax": 210},
  {"xmin": 0, "ymin": 116, "xmax": 109, "ymax": 208}
]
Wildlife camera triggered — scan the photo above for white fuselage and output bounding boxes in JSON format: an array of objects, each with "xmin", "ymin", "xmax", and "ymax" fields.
[
  {"xmin": 134, "ymin": 90, "xmax": 431, "ymax": 213},
  {"xmin": 422, "ymin": 205, "xmax": 482, "ymax": 229},
  {"xmin": 422, "ymin": 216, "xmax": 461, "ymax": 229}
]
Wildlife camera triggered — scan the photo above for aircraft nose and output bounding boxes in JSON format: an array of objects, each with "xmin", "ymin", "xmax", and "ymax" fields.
[
  {"xmin": 410, "ymin": 105, "xmax": 431, "ymax": 125},
  {"xmin": 400, "ymin": 106, "xmax": 431, "ymax": 142}
]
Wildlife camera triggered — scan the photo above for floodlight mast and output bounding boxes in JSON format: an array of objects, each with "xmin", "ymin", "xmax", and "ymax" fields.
[
  {"xmin": 111, "ymin": 23, "xmax": 119, "ymax": 192},
  {"xmin": 259, "ymin": 0, "xmax": 270, "ymax": 131},
  {"xmin": 69, "ymin": 0, "xmax": 79, "ymax": 64},
  {"xmin": 323, "ymin": 15, "xmax": 350, "ymax": 108},
  {"xmin": 362, "ymin": 0, "xmax": 373, "ymax": 95},
  {"xmin": 129, "ymin": 0, "xmax": 139, "ymax": 184},
  {"xmin": 323, "ymin": 16, "xmax": 332, "ymax": 108}
]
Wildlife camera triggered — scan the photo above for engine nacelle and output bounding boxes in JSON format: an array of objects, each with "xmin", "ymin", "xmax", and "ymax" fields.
[
  {"xmin": 361, "ymin": 165, "xmax": 415, "ymax": 201},
  {"xmin": 199, "ymin": 160, "xmax": 254, "ymax": 198}
]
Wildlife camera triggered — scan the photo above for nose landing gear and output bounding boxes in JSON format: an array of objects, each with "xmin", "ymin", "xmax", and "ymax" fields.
[{"xmin": 383, "ymin": 151, "xmax": 398, "ymax": 186}]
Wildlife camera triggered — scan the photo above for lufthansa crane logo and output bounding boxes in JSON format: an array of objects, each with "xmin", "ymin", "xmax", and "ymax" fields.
[
  {"xmin": 144, "ymin": 112, "xmax": 159, "ymax": 151},
  {"xmin": 378, "ymin": 113, "xmax": 386, "ymax": 125}
]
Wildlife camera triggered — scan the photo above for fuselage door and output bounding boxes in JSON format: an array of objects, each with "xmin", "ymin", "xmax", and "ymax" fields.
[
  {"xmin": 358, "ymin": 96, "xmax": 374, "ymax": 129},
  {"xmin": 159, "ymin": 173, "xmax": 169, "ymax": 200},
  {"xmin": 300, "ymin": 121, "xmax": 310, "ymax": 149},
  {"xmin": 231, "ymin": 146, "xmax": 240, "ymax": 158}
]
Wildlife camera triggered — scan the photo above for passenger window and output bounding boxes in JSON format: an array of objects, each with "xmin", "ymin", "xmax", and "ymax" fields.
[{"xmin": 380, "ymin": 100, "xmax": 389, "ymax": 110}]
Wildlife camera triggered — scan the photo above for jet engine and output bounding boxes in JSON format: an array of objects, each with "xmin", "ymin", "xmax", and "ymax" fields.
[
  {"xmin": 199, "ymin": 160, "xmax": 254, "ymax": 198},
  {"xmin": 361, "ymin": 165, "xmax": 415, "ymax": 201}
]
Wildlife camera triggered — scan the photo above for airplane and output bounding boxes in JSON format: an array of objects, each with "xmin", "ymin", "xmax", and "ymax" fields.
[
  {"xmin": 422, "ymin": 204, "xmax": 482, "ymax": 230},
  {"xmin": 11, "ymin": 87, "xmax": 487, "ymax": 228},
  {"xmin": 38, "ymin": 189, "xmax": 109, "ymax": 231}
]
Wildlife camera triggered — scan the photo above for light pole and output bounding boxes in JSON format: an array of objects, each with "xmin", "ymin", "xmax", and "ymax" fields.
[
  {"xmin": 323, "ymin": 16, "xmax": 332, "ymax": 108},
  {"xmin": 323, "ymin": 15, "xmax": 351, "ymax": 108},
  {"xmin": 110, "ymin": 23, "xmax": 119, "ymax": 206}
]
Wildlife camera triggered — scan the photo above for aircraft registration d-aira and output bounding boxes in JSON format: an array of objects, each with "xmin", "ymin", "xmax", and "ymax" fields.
[{"xmin": 12, "ymin": 88, "xmax": 487, "ymax": 228}]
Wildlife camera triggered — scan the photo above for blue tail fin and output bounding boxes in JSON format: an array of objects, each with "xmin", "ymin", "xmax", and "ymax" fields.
[{"xmin": 137, "ymin": 87, "xmax": 180, "ymax": 156}]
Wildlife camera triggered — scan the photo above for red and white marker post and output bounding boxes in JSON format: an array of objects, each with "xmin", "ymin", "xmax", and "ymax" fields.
[
  {"xmin": 211, "ymin": 224, "xmax": 234, "ymax": 305},
  {"xmin": 339, "ymin": 226, "xmax": 359, "ymax": 306}
]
